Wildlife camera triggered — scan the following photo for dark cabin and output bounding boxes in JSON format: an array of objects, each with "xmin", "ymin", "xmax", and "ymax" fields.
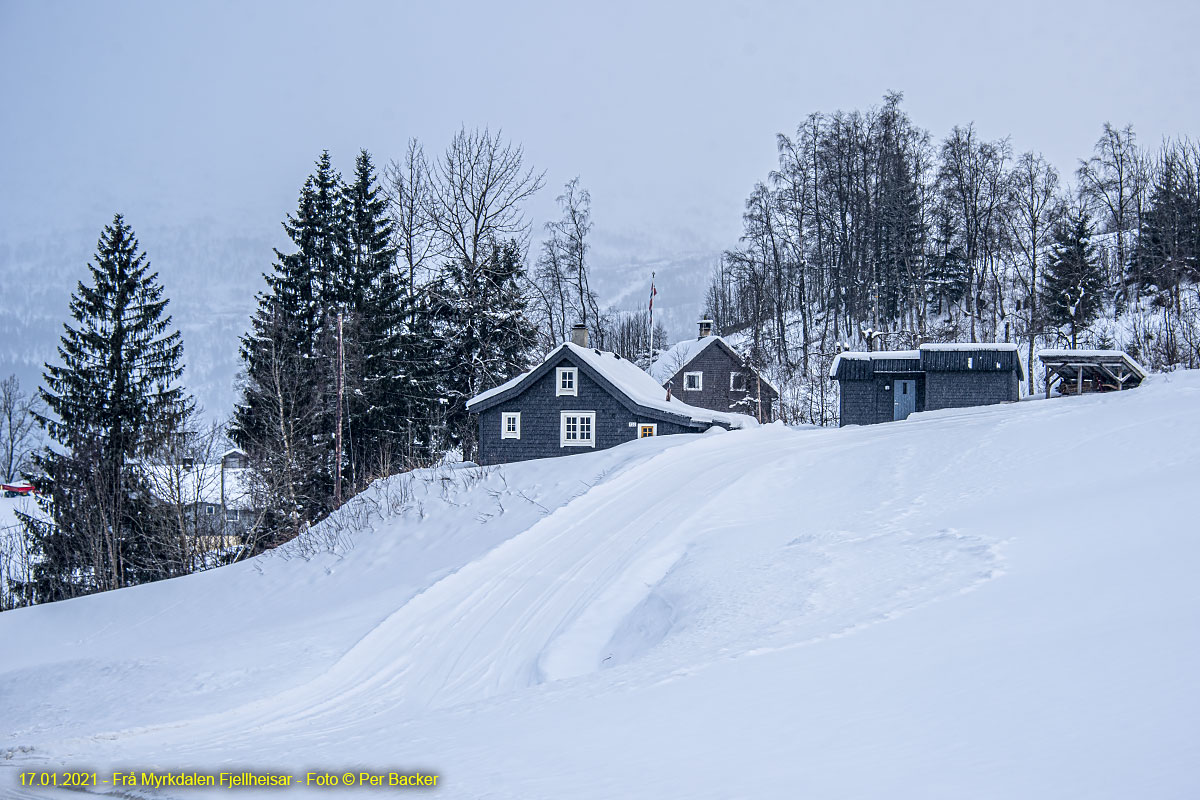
[
  {"xmin": 649, "ymin": 321, "xmax": 779, "ymax": 423},
  {"xmin": 830, "ymin": 343, "xmax": 1024, "ymax": 426},
  {"xmin": 467, "ymin": 325, "xmax": 753, "ymax": 466}
]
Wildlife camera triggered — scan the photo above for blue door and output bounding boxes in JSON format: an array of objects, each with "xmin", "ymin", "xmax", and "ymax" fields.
[{"xmin": 893, "ymin": 379, "xmax": 916, "ymax": 421}]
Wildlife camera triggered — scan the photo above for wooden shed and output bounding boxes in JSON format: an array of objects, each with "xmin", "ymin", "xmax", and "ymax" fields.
[
  {"xmin": 830, "ymin": 343, "xmax": 1024, "ymax": 426},
  {"xmin": 1037, "ymin": 349, "xmax": 1147, "ymax": 397}
]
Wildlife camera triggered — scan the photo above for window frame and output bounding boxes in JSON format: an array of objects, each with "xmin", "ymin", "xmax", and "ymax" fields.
[
  {"xmin": 638, "ymin": 423, "xmax": 657, "ymax": 438},
  {"xmin": 683, "ymin": 371, "xmax": 703, "ymax": 391},
  {"xmin": 560, "ymin": 411, "xmax": 597, "ymax": 448},
  {"xmin": 501, "ymin": 411, "xmax": 521, "ymax": 440},
  {"xmin": 730, "ymin": 372, "xmax": 747, "ymax": 392},
  {"xmin": 556, "ymin": 367, "xmax": 578, "ymax": 397},
  {"xmin": 225, "ymin": 507, "xmax": 240, "ymax": 522}
]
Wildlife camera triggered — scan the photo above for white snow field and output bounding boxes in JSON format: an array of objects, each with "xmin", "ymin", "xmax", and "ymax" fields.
[{"xmin": 2, "ymin": 373, "xmax": 1200, "ymax": 799}]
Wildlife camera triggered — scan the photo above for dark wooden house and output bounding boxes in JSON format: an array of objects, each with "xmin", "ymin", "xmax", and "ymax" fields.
[
  {"xmin": 649, "ymin": 321, "xmax": 779, "ymax": 423},
  {"xmin": 467, "ymin": 326, "xmax": 754, "ymax": 466},
  {"xmin": 830, "ymin": 343, "xmax": 1024, "ymax": 426}
]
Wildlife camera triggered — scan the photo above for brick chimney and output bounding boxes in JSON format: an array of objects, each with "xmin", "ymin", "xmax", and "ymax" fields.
[
  {"xmin": 698, "ymin": 319, "xmax": 713, "ymax": 339},
  {"xmin": 571, "ymin": 323, "xmax": 589, "ymax": 347}
]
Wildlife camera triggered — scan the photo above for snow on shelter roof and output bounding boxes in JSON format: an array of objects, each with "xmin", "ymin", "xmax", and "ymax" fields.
[
  {"xmin": 1038, "ymin": 349, "xmax": 1148, "ymax": 379},
  {"xmin": 468, "ymin": 342, "xmax": 756, "ymax": 429}
]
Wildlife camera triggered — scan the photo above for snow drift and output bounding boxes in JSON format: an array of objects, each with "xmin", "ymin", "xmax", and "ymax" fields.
[{"xmin": 1, "ymin": 373, "xmax": 1199, "ymax": 799}]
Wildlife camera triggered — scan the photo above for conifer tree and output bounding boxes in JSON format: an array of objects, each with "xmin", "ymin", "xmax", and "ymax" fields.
[
  {"xmin": 339, "ymin": 150, "xmax": 409, "ymax": 482},
  {"xmin": 233, "ymin": 155, "xmax": 345, "ymax": 543},
  {"xmin": 1042, "ymin": 206, "xmax": 1105, "ymax": 348},
  {"xmin": 18, "ymin": 214, "xmax": 190, "ymax": 601},
  {"xmin": 431, "ymin": 238, "xmax": 538, "ymax": 459}
]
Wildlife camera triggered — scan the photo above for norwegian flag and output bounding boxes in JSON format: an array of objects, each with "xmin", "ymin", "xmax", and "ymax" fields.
[{"xmin": 648, "ymin": 273, "xmax": 657, "ymax": 313}]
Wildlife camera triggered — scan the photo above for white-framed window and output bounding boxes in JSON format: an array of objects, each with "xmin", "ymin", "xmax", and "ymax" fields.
[
  {"xmin": 730, "ymin": 372, "xmax": 747, "ymax": 392},
  {"xmin": 684, "ymin": 371, "xmax": 703, "ymax": 391},
  {"xmin": 226, "ymin": 507, "xmax": 240, "ymax": 522},
  {"xmin": 560, "ymin": 411, "xmax": 596, "ymax": 447},
  {"xmin": 638, "ymin": 423, "xmax": 657, "ymax": 438},
  {"xmin": 205, "ymin": 504, "xmax": 215, "ymax": 516},
  {"xmin": 501, "ymin": 411, "xmax": 521, "ymax": 439},
  {"xmin": 556, "ymin": 367, "xmax": 578, "ymax": 396}
]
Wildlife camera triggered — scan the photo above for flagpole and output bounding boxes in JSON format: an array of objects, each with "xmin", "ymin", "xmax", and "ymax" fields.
[{"xmin": 648, "ymin": 271, "xmax": 656, "ymax": 357}]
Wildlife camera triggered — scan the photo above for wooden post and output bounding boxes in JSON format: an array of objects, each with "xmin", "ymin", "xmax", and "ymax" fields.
[
  {"xmin": 1077, "ymin": 365, "xmax": 1084, "ymax": 395},
  {"xmin": 1046, "ymin": 364, "xmax": 1052, "ymax": 399}
]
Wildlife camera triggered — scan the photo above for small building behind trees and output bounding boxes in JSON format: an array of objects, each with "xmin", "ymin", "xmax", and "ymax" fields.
[{"xmin": 830, "ymin": 343, "xmax": 1024, "ymax": 426}]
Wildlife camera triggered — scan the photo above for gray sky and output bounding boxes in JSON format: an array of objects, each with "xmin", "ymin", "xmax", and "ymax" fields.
[{"xmin": 4, "ymin": 0, "xmax": 1198, "ymax": 257}]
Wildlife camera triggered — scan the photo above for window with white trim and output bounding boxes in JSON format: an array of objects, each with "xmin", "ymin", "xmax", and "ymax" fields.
[
  {"xmin": 560, "ymin": 411, "xmax": 596, "ymax": 447},
  {"xmin": 501, "ymin": 411, "xmax": 521, "ymax": 439},
  {"xmin": 556, "ymin": 367, "xmax": 578, "ymax": 396},
  {"xmin": 638, "ymin": 423, "xmax": 657, "ymax": 438},
  {"xmin": 684, "ymin": 371, "xmax": 703, "ymax": 391},
  {"xmin": 730, "ymin": 372, "xmax": 747, "ymax": 392}
]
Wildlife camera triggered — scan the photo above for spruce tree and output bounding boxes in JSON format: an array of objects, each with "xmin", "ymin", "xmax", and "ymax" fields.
[
  {"xmin": 1042, "ymin": 206, "xmax": 1105, "ymax": 348},
  {"xmin": 233, "ymin": 160, "xmax": 341, "ymax": 544},
  {"xmin": 431, "ymin": 239, "xmax": 538, "ymax": 459},
  {"xmin": 339, "ymin": 150, "xmax": 409, "ymax": 482},
  {"xmin": 19, "ymin": 214, "xmax": 190, "ymax": 601}
]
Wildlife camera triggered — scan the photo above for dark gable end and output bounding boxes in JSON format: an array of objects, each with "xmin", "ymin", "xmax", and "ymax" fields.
[{"xmin": 658, "ymin": 337, "xmax": 778, "ymax": 422}]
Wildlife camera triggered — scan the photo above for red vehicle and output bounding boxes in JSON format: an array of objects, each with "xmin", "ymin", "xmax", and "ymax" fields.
[{"xmin": 2, "ymin": 481, "xmax": 35, "ymax": 498}]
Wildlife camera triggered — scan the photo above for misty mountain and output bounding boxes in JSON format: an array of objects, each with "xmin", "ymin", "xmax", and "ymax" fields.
[{"xmin": 0, "ymin": 223, "xmax": 718, "ymax": 425}]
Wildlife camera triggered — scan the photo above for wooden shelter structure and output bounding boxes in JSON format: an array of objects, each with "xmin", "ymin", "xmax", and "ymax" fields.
[{"xmin": 1037, "ymin": 349, "xmax": 1148, "ymax": 398}]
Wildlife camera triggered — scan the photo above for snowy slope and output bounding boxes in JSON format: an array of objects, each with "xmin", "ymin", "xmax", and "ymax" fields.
[{"xmin": 2, "ymin": 375, "xmax": 1199, "ymax": 799}]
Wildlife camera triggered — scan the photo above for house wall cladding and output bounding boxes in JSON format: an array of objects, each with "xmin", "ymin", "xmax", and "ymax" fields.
[
  {"xmin": 662, "ymin": 343, "xmax": 777, "ymax": 421},
  {"xmin": 925, "ymin": 369, "xmax": 1018, "ymax": 410},
  {"xmin": 476, "ymin": 356, "xmax": 697, "ymax": 466},
  {"xmin": 839, "ymin": 372, "xmax": 926, "ymax": 425}
]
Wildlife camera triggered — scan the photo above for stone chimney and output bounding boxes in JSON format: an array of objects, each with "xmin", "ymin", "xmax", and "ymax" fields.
[
  {"xmin": 698, "ymin": 319, "xmax": 713, "ymax": 339},
  {"xmin": 571, "ymin": 323, "xmax": 589, "ymax": 348}
]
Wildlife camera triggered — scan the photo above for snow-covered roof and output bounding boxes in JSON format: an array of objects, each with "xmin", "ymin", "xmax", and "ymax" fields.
[
  {"xmin": 648, "ymin": 336, "xmax": 725, "ymax": 383},
  {"xmin": 919, "ymin": 342, "xmax": 1020, "ymax": 353},
  {"xmin": 648, "ymin": 335, "xmax": 780, "ymax": 394},
  {"xmin": 830, "ymin": 343, "xmax": 1024, "ymax": 379},
  {"xmin": 141, "ymin": 463, "xmax": 254, "ymax": 510},
  {"xmin": 829, "ymin": 350, "xmax": 921, "ymax": 377},
  {"xmin": 1038, "ymin": 349, "xmax": 1148, "ymax": 379},
  {"xmin": 468, "ymin": 342, "xmax": 756, "ymax": 429}
]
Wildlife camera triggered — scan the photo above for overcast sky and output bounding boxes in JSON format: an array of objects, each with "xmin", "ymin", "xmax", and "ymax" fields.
[{"xmin": 3, "ymin": 0, "xmax": 1199, "ymax": 261}]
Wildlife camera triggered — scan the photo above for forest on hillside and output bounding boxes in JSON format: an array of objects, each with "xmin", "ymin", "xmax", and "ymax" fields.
[{"xmin": 706, "ymin": 92, "xmax": 1200, "ymax": 424}]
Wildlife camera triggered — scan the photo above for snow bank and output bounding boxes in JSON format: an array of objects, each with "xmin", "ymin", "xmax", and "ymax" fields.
[{"xmin": 2, "ymin": 373, "xmax": 1199, "ymax": 799}]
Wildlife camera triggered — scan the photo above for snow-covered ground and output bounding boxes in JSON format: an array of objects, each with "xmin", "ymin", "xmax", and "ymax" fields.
[{"xmin": 2, "ymin": 374, "xmax": 1199, "ymax": 798}]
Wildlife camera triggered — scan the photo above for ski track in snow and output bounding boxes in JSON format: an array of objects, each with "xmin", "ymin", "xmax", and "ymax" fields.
[{"xmin": 12, "ymin": 420, "xmax": 1004, "ymax": 772}]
